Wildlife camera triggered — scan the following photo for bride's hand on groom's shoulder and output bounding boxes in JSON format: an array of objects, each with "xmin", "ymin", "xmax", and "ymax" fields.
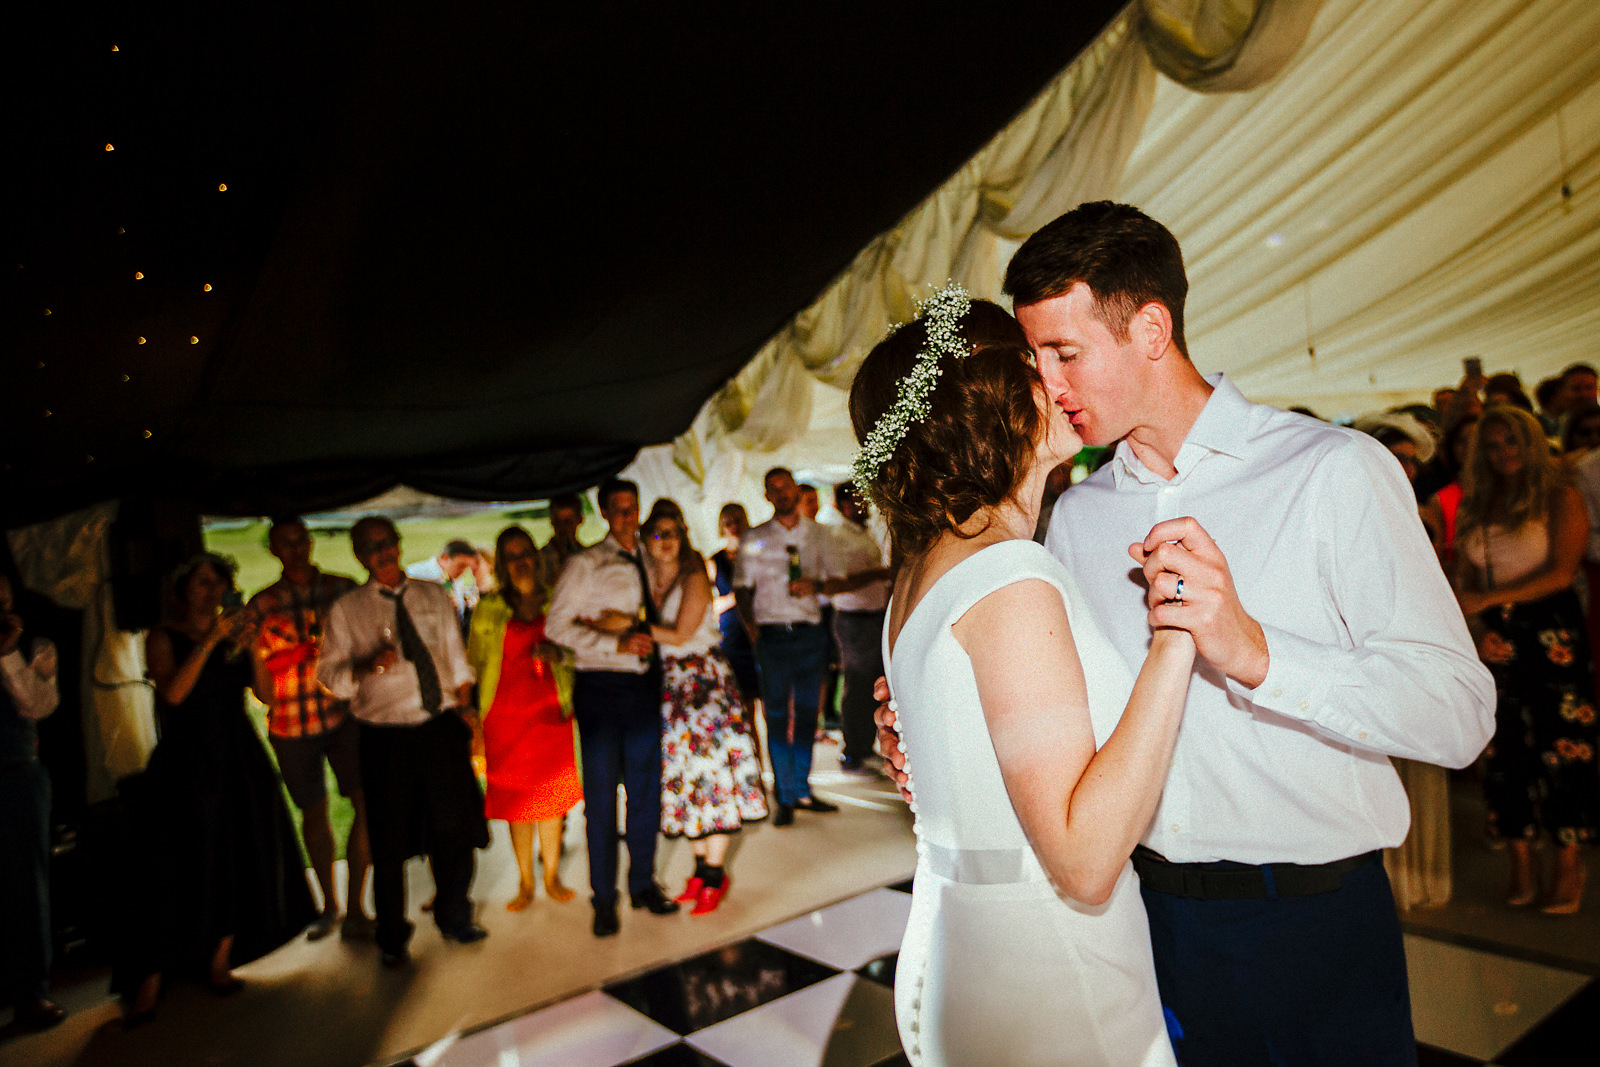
[
  {"xmin": 1129, "ymin": 516, "xmax": 1269, "ymax": 689},
  {"xmin": 873, "ymin": 676, "xmax": 914, "ymax": 803}
]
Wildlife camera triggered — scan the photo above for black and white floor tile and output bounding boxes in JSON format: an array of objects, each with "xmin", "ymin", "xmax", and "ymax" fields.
[{"xmin": 409, "ymin": 879, "xmax": 1594, "ymax": 1067}]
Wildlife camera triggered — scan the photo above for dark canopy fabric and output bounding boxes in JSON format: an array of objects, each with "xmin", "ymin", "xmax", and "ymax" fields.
[{"xmin": 7, "ymin": 0, "xmax": 1125, "ymax": 528}]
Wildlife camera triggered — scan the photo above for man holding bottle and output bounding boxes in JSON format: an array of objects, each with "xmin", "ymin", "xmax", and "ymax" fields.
[{"xmin": 734, "ymin": 468, "xmax": 838, "ymax": 826}]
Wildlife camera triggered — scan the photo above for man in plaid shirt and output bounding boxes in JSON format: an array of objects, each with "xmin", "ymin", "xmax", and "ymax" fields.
[{"xmin": 248, "ymin": 518, "xmax": 373, "ymax": 941}]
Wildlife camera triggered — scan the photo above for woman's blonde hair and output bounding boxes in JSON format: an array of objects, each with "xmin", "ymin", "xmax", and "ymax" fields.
[{"xmin": 1458, "ymin": 405, "xmax": 1563, "ymax": 537}]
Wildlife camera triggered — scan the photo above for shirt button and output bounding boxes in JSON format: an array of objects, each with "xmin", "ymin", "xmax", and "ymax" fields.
[
  {"xmin": 1271, "ymin": 687, "xmax": 1283, "ymax": 698},
  {"xmin": 1299, "ymin": 700, "xmax": 1310, "ymax": 711},
  {"xmin": 1161, "ymin": 486, "xmax": 1176, "ymax": 495},
  {"xmin": 1170, "ymin": 823, "xmax": 1182, "ymax": 833},
  {"xmin": 1358, "ymin": 730, "xmax": 1368, "ymax": 741}
]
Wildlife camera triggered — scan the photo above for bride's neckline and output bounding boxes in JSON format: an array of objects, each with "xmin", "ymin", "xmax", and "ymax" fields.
[{"xmin": 885, "ymin": 538, "xmax": 1039, "ymax": 663}]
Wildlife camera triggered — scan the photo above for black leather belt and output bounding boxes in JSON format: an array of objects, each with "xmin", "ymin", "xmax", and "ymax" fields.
[{"xmin": 1132, "ymin": 845, "xmax": 1379, "ymax": 900}]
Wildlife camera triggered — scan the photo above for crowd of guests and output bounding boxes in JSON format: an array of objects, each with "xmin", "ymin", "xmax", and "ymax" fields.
[
  {"xmin": 1352, "ymin": 361, "xmax": 1599, "ymax": 918},
  {"xmin": 1, "ymin": 479, "xmax": 895, "ymax": 1030},
  {"xmin": 13, "ymin": 361, "xmax": 1594, "ymax": 1032}
]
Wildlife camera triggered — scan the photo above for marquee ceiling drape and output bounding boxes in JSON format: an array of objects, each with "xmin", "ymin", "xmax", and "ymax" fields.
[{"xmin": 634, "ymin": 0, "xmax": 1600, "ymax": 544}]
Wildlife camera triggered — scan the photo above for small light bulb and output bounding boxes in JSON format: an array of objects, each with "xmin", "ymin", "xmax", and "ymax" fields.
[
  {"xmin": 44, "ymin": 410, "xmax": 53, "ymax": 417},
  {"xmin": 218, "ymin": 183, "xmax": 227, "ymax": 191},
  {"xmin": 116, "ymin": 226, "xmax": 126, "ymax": 235},
  {"xmin": 202, "ymin": 283, "xmax": 212, "ymax": 292},
  {"xmin": 43, "ymin": 308, "xmax": 51, "ymax": 316},
  {"xmin": 105, "ymin": 143, "xmax": 115, "ymax": 152},
  {"xmin": 122, "ymin": 375, "xmax": 130, "ymax": 382},
  {"xmin": 111, "ymin": 44, "xmax": 119, "ymax": 52},
  {"xmin": 137, "ymin": 336, "xmax": 146, "ymax": 344},
  {"xmin": 190, "ymin": 336, "xmax": 199, "ymax": 344},
  {"xmin": 134, "ymin": 270, "xmax": 144, "ymax": 279},
  {"xmin": 86, "ymin": 455, "xmax": 94, "ymax": 463},
  {"xmin": 143, "ymin": 430, "xmax": 153, "ymax": 438}
]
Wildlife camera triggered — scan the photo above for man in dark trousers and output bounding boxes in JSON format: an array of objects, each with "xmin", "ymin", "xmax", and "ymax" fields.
[
  {"xmin": 547, "ymin": 479, "xmax": 680, "ymax": 936},
  {"xmin": 319, "ymin": 517, "xmax": 487, "ymax": 967}
]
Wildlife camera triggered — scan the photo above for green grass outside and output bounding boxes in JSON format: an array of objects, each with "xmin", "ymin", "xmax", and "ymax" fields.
[{"xmin": 206, "ymin": 502, "xmax": 610, "ymax": 861}]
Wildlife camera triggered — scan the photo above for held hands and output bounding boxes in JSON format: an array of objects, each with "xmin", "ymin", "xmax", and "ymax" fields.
[
  {"xmin": 873, "ymin": 675, "xmax": 913, "ymax": 803},
  {"xmin": 618, "ymin": 631, "xmax": 654, "ymax": 657},
  {"xmin": 1456, "ymin": 590, "xmax": 1498, "ymax": 618},
  {"xmin": 1131, "ymin": 517, "xmax": 1268, "ymax": 689}
]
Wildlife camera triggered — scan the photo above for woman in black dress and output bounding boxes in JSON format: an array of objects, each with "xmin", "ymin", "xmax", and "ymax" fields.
[{"xmin": 116, "ymin": 554, "xmax": 314, "ymax": 1022}]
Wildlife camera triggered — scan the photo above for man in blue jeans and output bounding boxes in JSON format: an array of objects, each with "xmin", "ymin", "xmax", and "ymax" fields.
[{"xmin": 734, "ymin": 468, "xmax": 839, "ymax": 826}]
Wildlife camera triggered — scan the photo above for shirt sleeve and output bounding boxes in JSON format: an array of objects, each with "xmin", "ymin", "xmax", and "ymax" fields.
[
  {"xmin": 1238, "ymin": 435, "xmax": 1496, "ymax": 767},
  {"xmin": 545, "ymin": 552, "xmax": 615, "ymax": 656},
  {"xmin": 732, "ymin": 533, "xmax": 755, "ymax": 589},
  {"xmin": 316, "ymin": 598, "xmax": 359, "ymax": 700},
  {"xmin": 430, "ymin": 585, "xmax": 475, "ymax": 691},
  {"xmin": 1, "ymin": 649, "xmax": 59, "ymax": 721}
]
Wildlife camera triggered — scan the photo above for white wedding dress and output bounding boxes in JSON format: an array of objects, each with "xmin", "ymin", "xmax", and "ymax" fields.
[{"xmin": 886, "ymin": 540, "xmax": 1175, "ymax": 1067}]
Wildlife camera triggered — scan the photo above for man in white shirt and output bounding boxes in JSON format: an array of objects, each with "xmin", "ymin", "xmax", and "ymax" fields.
[
  {"xmin": 407, "ymin": 539, "xmax": 480, "ymax": 629},
  {"xmin": 823, "ymin": 483, "xmax": 891, "ymax": 771},
  {"xmin": 319, "ymin": 518, "xmax": 487, "ymax": 967},
  {"xmin": 546, "ymin": 478, "xmax": 680, "ymax": 937},
  {"xmin": 734, "ymin": 468, "xmax": 839, "ymax": 825},
  {"xmin": 0, "ymin": 574, "xmax": 66, "ymax": 1031},
  {"xmin": 1006, "ymin": 201, "xmax": 1496, "ymax": 1066}
]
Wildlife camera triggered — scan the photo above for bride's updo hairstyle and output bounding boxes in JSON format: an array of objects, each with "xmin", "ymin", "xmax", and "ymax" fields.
[{"xmin": 849, "ymin": 298, "xmax": 1042, "ymax": 562}]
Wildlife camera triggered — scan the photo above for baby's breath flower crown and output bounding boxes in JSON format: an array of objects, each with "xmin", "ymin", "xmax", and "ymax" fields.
[{"xmin": 850, "ymin": 282, "xmax": 973, "ymax": 497}]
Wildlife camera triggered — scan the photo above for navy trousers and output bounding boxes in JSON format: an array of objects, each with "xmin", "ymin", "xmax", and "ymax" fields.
[
  {"xmin": 1141, "ymin": 854, "xmax": 1416, "ymax": 1067},
  {"xmin": 0, "ymin": 760, "xmax": 51, "ymax": 1006},
  {"xmin": 755, "ymin": 624, "xmax": 826, "ymax": 804},
  {"xmin": 574, "ymin": 671, "xmax": 663, "ymax": 906},
  {"xmin": 833, "ymin": 609, "xmax": 885, "ymax": 764}
]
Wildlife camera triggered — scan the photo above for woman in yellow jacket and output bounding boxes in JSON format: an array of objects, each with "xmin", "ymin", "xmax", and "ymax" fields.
[{"xmin": 468, "ymin": 526, "xmax": 582, "ymax": 910}]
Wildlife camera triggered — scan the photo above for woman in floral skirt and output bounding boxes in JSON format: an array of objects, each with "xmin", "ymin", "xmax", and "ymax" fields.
[{"xmin": 584, "ymin": 503, "xmax": 767, "ymax": 914}]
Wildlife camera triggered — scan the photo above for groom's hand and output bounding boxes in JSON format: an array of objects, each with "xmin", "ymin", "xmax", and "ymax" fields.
[
  {"xmin": 1130, "ymin": 516, "xmax": 1269, "ymax": 689},
  {"xmin": 873, "ymin": 676, "xmax": 913, "ymax": 803}
]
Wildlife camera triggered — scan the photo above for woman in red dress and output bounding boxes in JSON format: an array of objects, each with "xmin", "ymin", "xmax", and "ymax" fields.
[{"xmin": 467, "ymin": 526, "xmax": 582, "ymax": 911}]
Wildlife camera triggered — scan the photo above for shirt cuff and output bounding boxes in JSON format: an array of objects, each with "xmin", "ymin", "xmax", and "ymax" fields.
[{"xmin": 1229, "ymin": 624, "xmax": 1339, "ymax": 728}]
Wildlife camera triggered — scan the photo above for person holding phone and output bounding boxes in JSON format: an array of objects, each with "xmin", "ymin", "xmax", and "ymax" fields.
[{"xmin": 114, "ymin": 554, "xmax": 314, "ymax": 1024}]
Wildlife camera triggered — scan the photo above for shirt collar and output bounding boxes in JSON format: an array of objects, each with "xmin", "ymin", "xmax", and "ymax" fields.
[{"xmin": 1112, "ymin": 373, "xmax": 1250, "ymax": 487}]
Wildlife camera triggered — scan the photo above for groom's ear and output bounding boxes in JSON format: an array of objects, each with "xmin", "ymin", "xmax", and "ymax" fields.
[{"xmin": 1131, "ymin": 301, "xmax": 1174, "ymax": 360}]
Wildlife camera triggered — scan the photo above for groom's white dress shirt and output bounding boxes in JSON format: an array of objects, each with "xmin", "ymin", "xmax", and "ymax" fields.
[{"xmin": 1047, "ymin": 375, "xmax": 1495, "ymax": 866}]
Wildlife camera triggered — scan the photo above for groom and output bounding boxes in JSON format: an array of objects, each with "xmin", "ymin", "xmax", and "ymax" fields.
[{"xmin": 884, "ymin": 201, "xmax": 1495, "ymax": 1066}]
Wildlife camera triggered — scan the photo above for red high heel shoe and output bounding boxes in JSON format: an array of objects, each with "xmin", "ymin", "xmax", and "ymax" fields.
[
  {"xmin": 675, "ymin": 877, "xmax": 704, "ymax": 903},
  {"xmin": 692, "ymin": 876, "xmax": 730, "ymax": 915}
]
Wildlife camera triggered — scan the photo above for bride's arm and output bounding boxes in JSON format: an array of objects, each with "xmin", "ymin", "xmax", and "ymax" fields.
[{"xmin": 954, "ymin": 579, "xmax": 1195, "ymax": 907}]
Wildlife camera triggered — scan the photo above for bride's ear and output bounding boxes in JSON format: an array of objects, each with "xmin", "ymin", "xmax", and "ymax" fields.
[{"xmin": 1132, "ymin": 302, "xmax": 1174, "ymax": 361}]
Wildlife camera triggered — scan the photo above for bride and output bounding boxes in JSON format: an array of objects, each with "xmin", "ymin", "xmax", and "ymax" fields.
[{"xmin": 850, "ymin": 286, "xmax": 1191, "ymax": 1066}]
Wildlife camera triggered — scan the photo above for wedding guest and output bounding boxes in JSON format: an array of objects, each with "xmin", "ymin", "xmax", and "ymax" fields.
[
  {"xmin": 822, "ymin": 484, "xmax": 891, "ymax": 771},
  {"xmin": 0, "ymin": 574, "xmax": 66, "ymax": 1031},
  {"xmin": 547, "ymin": 479, "xmax": 680, "ymax": 936},
  {"xmin": 319, "ymin": 519, "xmax": 488, "ymax": 968},
  {"xmin": 582, "ymin": 505, "xmax": 767, "ymax": 915},
  {"xmin": 246, "ymin": 518, "xmax": 372, "ymax": 942},
  {"xmin": 709, "ymin": 504, "xmax": 760, "ymax": 712},
  {"xmin": 407, "ymin": 539, "xmax": 480, "ymax": 630},
  {"xmin": 1455, "ymin": 406, "xmax": 1599, "ymax": 914},
  {"xmin": 539, "ymin": 493, "xmax": 588, "ymax": 588},
  {"xmin": 467, "ymin": 526, "xmax": 581, "ymax": 911},
  {"xmin": 116, "ymin": 555, "xmax": 314, "ymax": 1022},
  {"xmin": 734, "ymin": 469, "xmax": 838, "ymax": 825}
]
